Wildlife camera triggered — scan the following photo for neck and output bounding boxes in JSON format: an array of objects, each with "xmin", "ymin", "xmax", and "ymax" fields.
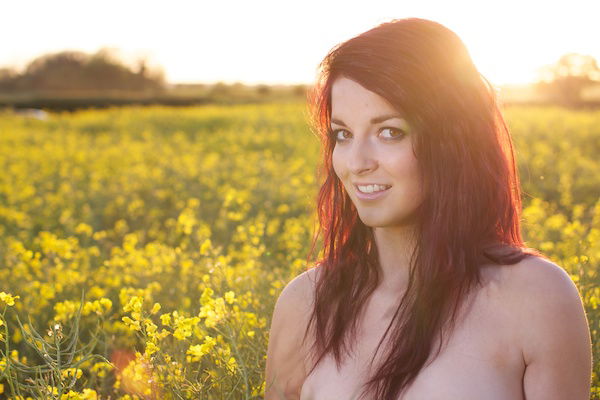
[{"xmin": 372, "ymin": 224, "xmax": 418, "ymax": 295}]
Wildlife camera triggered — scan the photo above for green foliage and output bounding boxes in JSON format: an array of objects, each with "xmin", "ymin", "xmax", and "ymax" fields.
[{"xmin": 0, "ymin": 292, "xmax": 110, "ymax": 399}]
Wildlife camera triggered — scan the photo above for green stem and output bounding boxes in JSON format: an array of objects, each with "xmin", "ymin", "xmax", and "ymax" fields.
[{"xmin": 226, "ymin": 324, "xmax": 250, "ymax": 399}]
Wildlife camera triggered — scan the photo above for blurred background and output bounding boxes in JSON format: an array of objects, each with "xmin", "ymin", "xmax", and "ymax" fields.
[{"xmin": 1, "ymin": 0, "xmax": 599, "ymax": 110}]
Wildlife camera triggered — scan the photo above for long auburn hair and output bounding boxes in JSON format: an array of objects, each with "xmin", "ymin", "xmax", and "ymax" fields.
[{"xmin": 301, "ymin": 17, "xmax": 546, "ymax": 400}]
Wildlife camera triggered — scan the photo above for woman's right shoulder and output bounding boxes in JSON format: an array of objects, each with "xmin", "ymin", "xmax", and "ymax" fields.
[
  {"xmin": 265, "ymin": 265, "xmax": 322, "ymax": 399},
  {"xmin": 278, "ymin": 265, "xmax": 322, "ymax": 311}
]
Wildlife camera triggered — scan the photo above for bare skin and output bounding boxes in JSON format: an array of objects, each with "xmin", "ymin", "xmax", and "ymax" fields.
[
  {"xmin": 299, "ymin": 262, "xmax": 525, "ymax": 400},
  {"xmin": 295, "ymin": 256, "xmax": 591, "ymax": 400},
  {"xmin": 265, "ymin": 254, "xmax": 591, "ymax": 400}
]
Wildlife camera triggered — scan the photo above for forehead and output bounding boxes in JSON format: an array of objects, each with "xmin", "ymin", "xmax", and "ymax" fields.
[{"xmin": 330, "ymin": 76, "xmax": 398, "ymax": 117}]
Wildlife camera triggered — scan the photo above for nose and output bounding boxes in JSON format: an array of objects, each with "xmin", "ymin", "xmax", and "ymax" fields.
[{"xmin": 347, "ymin": 137, "xmax": 377, "ymax": 175}]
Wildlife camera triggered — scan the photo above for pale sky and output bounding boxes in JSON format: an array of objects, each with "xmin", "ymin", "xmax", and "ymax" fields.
[{"xmin": 2, "ymin": 0, "xmax": 599, "ymax": 86}]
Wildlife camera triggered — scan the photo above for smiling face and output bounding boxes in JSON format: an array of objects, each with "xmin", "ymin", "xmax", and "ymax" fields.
[{"xmin": 331, "ymin": 76, "xmax": 424, "ymax": 228}]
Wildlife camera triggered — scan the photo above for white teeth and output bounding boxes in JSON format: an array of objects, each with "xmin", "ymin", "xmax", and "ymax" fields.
[{"xmin": 357, "ymin": 184, "xmax": 390, "ymax": 193}]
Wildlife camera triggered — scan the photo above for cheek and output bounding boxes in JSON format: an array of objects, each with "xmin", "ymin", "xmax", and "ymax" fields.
[{"xmin": 386, "ymin": 152, "xmax": 422, "ymax": 193}]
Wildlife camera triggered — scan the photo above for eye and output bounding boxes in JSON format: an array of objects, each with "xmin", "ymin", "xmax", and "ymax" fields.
[
  {"xmin": 331, "ymin": 129, "xmax": 350, "ymax": 142},
  {"xmin": 380, "ymin": 127, "xmax": 406, "ymax": 139}
]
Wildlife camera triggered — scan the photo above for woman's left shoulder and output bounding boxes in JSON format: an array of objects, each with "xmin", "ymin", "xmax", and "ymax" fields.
[
  {"xmin": 504, "ymin": 255, "xmax": 592, "ymax": 396},
  {"xmin": 505, "ymin": 255, "xmax": 582, "ymax": 300},
  {"xmin": 509, "ymin": 256, "xmax": 591, "ymax": 384},
  {"xmin": 479, "ymin": 255, "xmax": 578, "ymax": 304}
]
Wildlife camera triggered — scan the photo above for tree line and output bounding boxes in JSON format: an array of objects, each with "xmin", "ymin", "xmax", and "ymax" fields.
[
  {"xmin": 535, "ymin": 53, "xmax": 600, "ymax": 106},
  {"xmin": 0, "ymin": 49, "xmax": 598, "ymax": 109},
  {"xmin": 0, "ymin": 48, "xmax": 165, "ymax": 93}
]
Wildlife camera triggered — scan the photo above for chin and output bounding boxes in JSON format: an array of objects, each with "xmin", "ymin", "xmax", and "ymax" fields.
[
  {"xmin": 358, "ymin": 209, "xmax": 419, "ymax": 228},
  {"xmin": 356, "ymin": 213, "xmax": 393, "ymax": 228}
]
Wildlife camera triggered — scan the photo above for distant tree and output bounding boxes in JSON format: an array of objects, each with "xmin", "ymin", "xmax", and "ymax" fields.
[
  {"xmin": 136, "ymin": 59, "xmax": 147, "ymax": 77},
  {"xmin": 0, "ymin": 48, "xmax": 165, "ymax": 93},
  {"xmin": 0, "ymin": 67, "xmax": 18, "ymax": 91},
  {"xmin": 292, "ymin": 84, "xmax": 307, "ymax": 97},
  {"xmin": 535, "ymin": 53, "xmax": 600, "ymax": 106},
  {"xmin": 256, "ymin": 84, "xmax": 271, "ymax": 96},
  {"xmin": 208, "ymin": 82, "xmax": 232, "ymax": 97},
  {"xmin": 22, "ymin": 50, "xmax": 92, "ymax": 91}
]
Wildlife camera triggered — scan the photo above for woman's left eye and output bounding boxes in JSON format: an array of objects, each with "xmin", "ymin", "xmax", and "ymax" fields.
[{"xmin": 380, "ymin": 127, "xmax": 405, "ymax": 139}]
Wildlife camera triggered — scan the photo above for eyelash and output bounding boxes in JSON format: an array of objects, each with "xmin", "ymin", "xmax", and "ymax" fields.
[{"xmin": 330, "ymin": 127, "xmax": 406, "ymax": 143}]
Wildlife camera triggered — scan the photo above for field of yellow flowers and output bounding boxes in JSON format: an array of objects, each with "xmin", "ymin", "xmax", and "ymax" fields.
[{"xmin": 0, "ymin": 102, "xmax": 598, "ymax": 399}]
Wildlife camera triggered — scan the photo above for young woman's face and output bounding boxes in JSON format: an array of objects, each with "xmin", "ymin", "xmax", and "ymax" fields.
[{"xmin": 331, "ymin": 76, "xmax": 424, "ymax": 228}]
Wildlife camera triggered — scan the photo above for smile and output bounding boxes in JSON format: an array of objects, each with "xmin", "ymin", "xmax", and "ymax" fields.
[
  {"xmin": 356, "ymin": 184, "xmax": 391, "ymax": 193},
  {"xmin": 354, "ymin": 184, "xmax": 391, "ymax": 200}
]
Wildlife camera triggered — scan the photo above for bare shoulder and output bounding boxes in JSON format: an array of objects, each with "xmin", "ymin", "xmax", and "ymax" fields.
[
  {"xmin": 264, "ymin": 265, "xmax": 321, "ymax": 400},
  {"xmin": 505, "ymin": 255, "xmax": 577, "ymax": 290},
  {"xmin": 503, "ymin": 255, "xmax": 587, "ymax": 330},
  {"xmin": 503, "ymin": 255, "xmax": 592, "ymax": 399},
  {"xmin": 477, "ymin": 256, "xmax": 573, "ymax": 312},
  {"xmin": 505, "ymin": 256, "xmax": 587, "ymax": 327},
  {"xmin": 282, "ymin": 266, "xmax": 321, "ymax": 307}
]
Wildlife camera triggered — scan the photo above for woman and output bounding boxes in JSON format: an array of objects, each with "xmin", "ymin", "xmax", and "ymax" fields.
[{"xmin": 265, "ymin": 18, "xmax": 592, "ymax": 400}]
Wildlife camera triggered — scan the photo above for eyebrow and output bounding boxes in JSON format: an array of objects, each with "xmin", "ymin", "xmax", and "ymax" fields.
[{"xmin": 330, "ymin": 113, "xmax": 405, "ymax": 127}]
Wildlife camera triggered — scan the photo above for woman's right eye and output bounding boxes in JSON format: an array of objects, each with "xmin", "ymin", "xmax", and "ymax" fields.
[{"xmin": 331, "ymin": 129, "xmax": 350, "ymax": 142}]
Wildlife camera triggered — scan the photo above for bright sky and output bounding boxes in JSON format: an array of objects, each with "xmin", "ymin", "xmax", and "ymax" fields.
[{"xmin": 2, "ymin": 0, "xmax": 599, "ymax": 86}]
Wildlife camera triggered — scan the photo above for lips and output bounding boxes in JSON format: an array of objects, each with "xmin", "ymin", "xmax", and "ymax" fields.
[{"xmin": 353, "ymin": 184, "xmax": 392, "ymax": 200}]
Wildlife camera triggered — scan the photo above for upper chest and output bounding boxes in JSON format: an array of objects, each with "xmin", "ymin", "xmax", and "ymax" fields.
[{"xmin": 300, "ymin": 272, "xmax": 526, "ymax": 400}]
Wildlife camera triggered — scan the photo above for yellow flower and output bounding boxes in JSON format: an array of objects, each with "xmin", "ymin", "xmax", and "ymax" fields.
[
  {"xmin": 91, "ymin": 361, "xmax": 113, "ymax": 378},
  {"xmin": 54, "ymin": 300, "xmax": 79, "ymax": 322},
  {"xmin": 144, "ymin": 319, "xmax": 158, "ymax": 336},
  {"xmin": 160, "ymin": 313, "xmax": 171, "ymax": 326},
  {"xmin": 198, "ymin": 295, "xmax": 229, "ymax": 329},
  {"xmin": 74, "ymin": 222, "xmax": 93, "ymax": 237},
  {"xmin": 99, "ymin": 298, "xmax": 113, "ymax": 312},
  {"xmin": 0, "ymin": 292, "xmax": 20, "ymax": 306},
  {"xmin": 200, "ymin": 238, "xmax": 212, "ymax": 255},
  {"xmin": 123, "ymin": 296, "xmax": 143, "ymax": 313},
  {"xmin": 201, "ymin": 336, "xmax": 217, "ymax": 352},
  {"xmin": 83, "ymin": 298, "xmax": 112, "ymax": 316},
  {"xmin": 46, "ymin": 385, "xmax": 59, "ymax": 395},
  {"xmin": 145, "ymin": 341, "xmax": 159, "ymax": 357},
  {"xmin": 122, "ymin": 316, "xmax": 141, "ymax": 331},
  {"xmin": 81, "ymin": 388, "xmax": 98, "ymax": 400},
  {"xmin": 200, "ymin": 287, "xmax": 214, "ymax": 306},
  {"xmin": 61, "ymin": 367, "xmax": 83, "ymax": 380},
  {"xmin": 172, "ymin": 316, "xmax": 200, "ymax": 340},
  {"xmin": 150, "ymin": 302, "xmax": 161, "ymax": 314},
  {"xmin": 226, "ymin": 356, "xmax": 238, "ymax": 374},
  {"xmin": 224, "ymin": 291, "xmax": 236, "ymax": 304},
  {"xmin": 186, "ymin": 344, "xmax": 204, "ymax": 360},
  {"xmin": 186, "ymin": 335, "xmax": 216, "ymax": 362}
]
